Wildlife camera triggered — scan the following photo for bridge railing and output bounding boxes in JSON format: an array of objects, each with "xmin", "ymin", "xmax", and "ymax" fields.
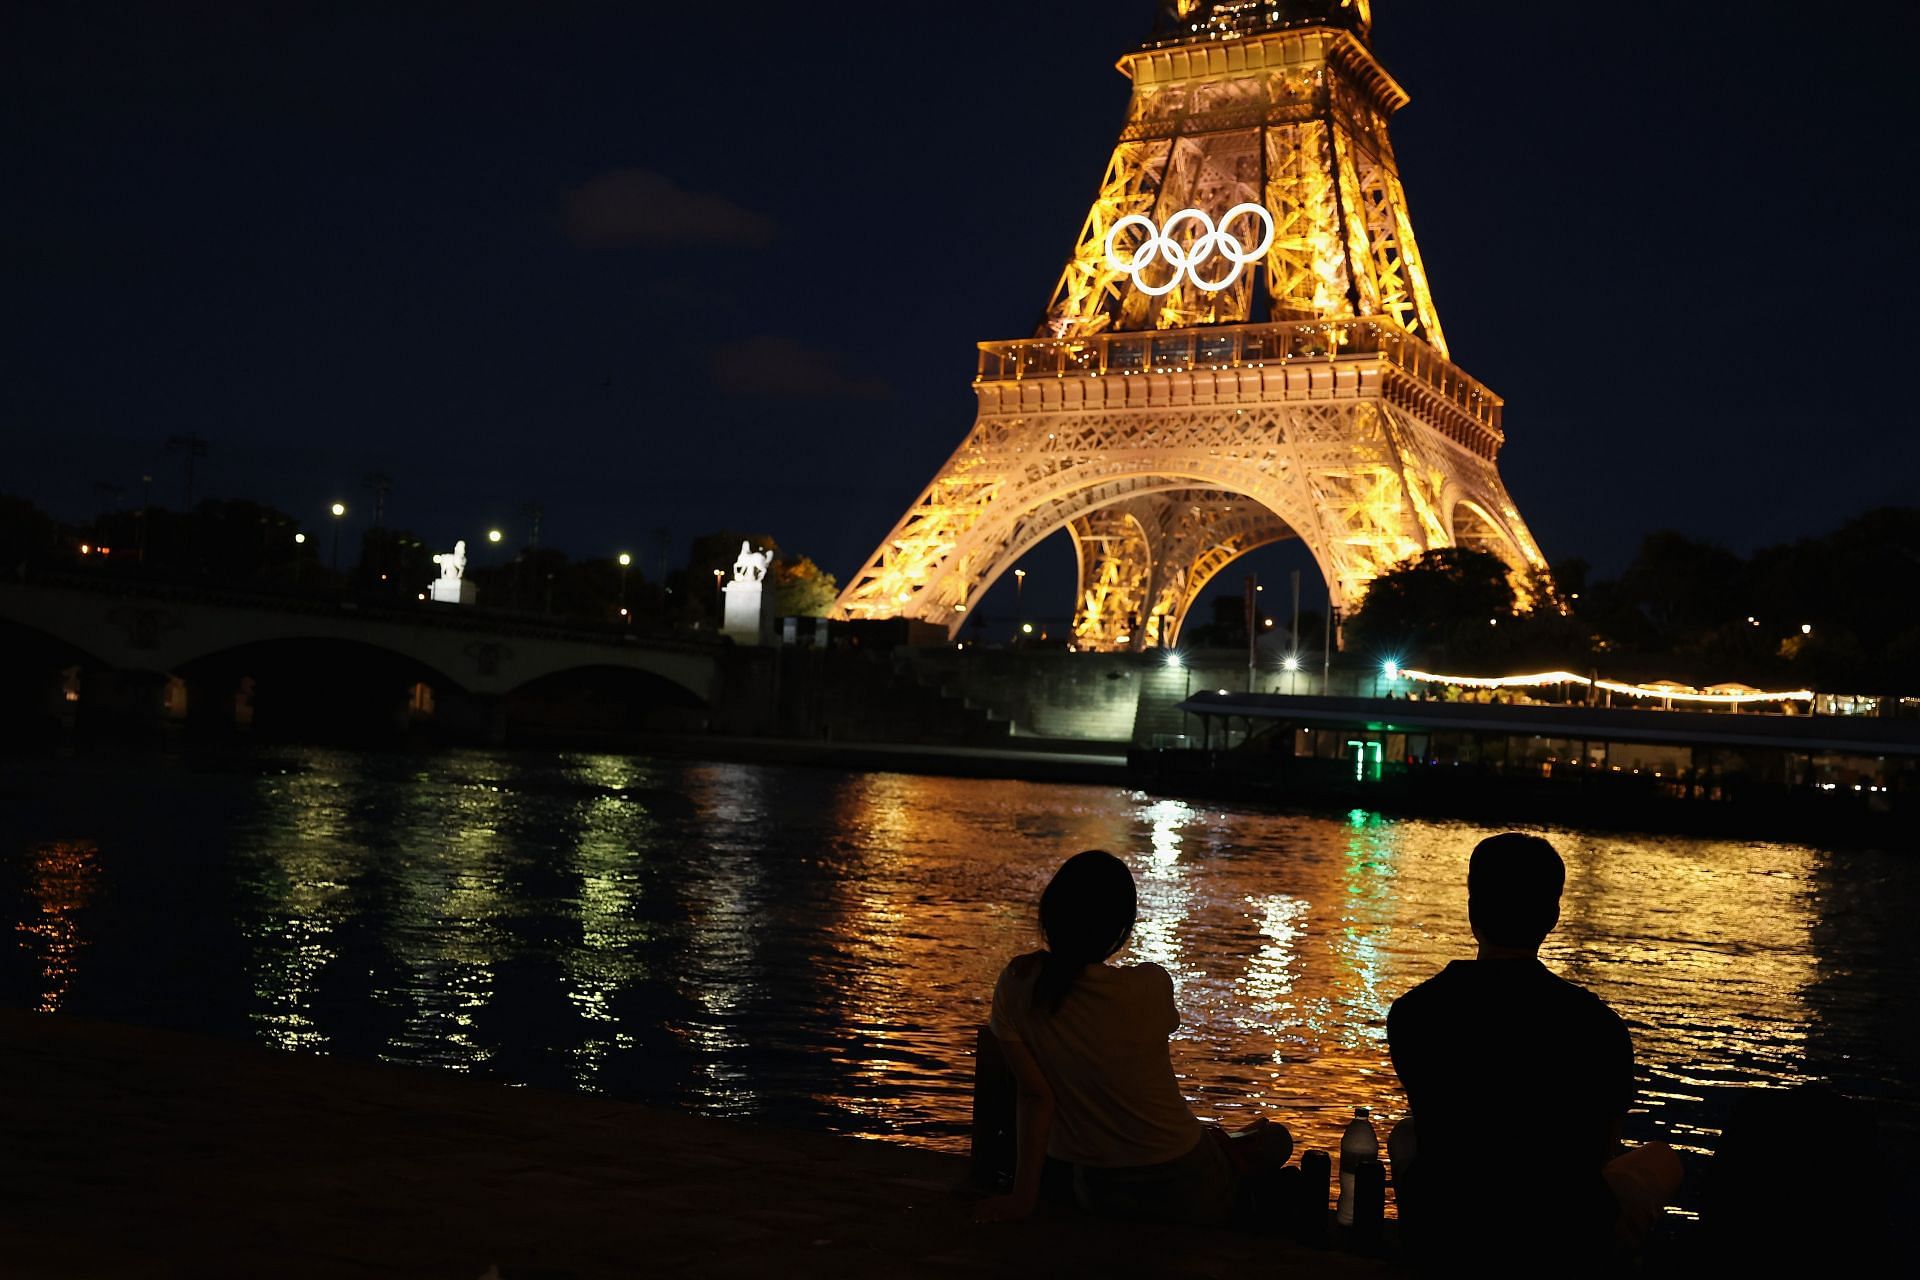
[
  {"xmin": 976, "ymin": 317, "xmax": 1502, "ymax": 434},
  {"xmin": 0, "ymin": 570, "xmax": 729, "ymax": 655}
]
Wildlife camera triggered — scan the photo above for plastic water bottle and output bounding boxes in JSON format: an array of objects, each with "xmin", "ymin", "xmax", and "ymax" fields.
[{"xmin": 1336, "ymin": 1106, "xmax": 1378, "ymax": 1227}]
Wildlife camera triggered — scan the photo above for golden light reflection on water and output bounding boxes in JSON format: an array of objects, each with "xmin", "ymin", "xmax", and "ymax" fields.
[
  {"xmin": 676, "ymin": 762, "xmax": 777, "ymax": 1116},
  {"xmin": 783, "ymin": 771, "xmax": 1836, "ymax": 1163},
  {"xmin": 12, "ymin": 748, "xmax": 1889, "ymax": 1173},
  {"xmin": 18, "ymin": 841, "xmax": 100, "ymax": 1013},
  {"xmin": 241, "ymin": 768, "xmax": 350, "ymax": 1052},
  {"xmin": 560, "ymin": 754, "xmax": 656, "ymax": 1085}
]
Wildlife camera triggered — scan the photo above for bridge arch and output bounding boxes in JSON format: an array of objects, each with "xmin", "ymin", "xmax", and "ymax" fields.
[
  {"xmin": 172, "ymin": 635, "xmax": 467, "ymax": 738},
  {"xmin": 896, "ymin": 464, "xmax": 1340, "ymax": 649},
  {"xmin": 0, "ymin": 581, "xmax": 723, "ymax": 739},
  {"xmin": 502, "ymin": 663, "xmax": 710, "ymax": 740}
]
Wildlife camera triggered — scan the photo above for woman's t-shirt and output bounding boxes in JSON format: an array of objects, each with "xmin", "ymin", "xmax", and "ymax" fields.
[{"xmin": 989, "ymin": 952, "xmax": 1203, "ymax": 1169}]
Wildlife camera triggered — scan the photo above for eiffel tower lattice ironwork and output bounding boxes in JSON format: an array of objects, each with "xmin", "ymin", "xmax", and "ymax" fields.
[{"xmin": 834, "ymin": 0, "xmax": 1546, "ymax": 650}]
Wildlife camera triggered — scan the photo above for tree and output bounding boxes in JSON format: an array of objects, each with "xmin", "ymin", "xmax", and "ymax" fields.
[
  {"xmin": 773, "ymin": 555, "xmax": 839, "ymax": 617},
  {"xmin": 356, "ymin": 527, "xmax": 434, "ymax": 601},
  {"xmin": 0, "ymin": 496, "xmax": 64, "ymax": 572},
  {"xmin": 1618, "ymin": 530, "xmax": 1745, "ymax": 639},
  {"xmin": 684, "ymin": 531, "xmax": 840, "ymax": 619},
  {"xmin": 1343, "ymin": 547, "xmax": 1516, "ymax": 667}
]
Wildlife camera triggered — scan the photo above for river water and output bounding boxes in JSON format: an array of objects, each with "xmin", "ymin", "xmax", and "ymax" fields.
[{"xmin": 3, "ymin": 748, "xmax": 1915, "ymax": 1186}]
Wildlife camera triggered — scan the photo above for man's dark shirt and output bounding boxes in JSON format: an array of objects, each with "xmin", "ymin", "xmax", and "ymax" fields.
[{"xmin": 1388, "ymin": 958, "xmax": 1633, "ymax": 1249}]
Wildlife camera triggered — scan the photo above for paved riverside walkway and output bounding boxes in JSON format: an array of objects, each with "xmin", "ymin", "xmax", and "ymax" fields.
[{"xmin": 0, "ymin": 1010, "xmax": 1392, "ymax": 1279}]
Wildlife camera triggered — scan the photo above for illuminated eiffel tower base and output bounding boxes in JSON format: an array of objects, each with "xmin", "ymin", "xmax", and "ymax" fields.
[{"xmin": 835, "ymin": 1, "xmax": 1545, "ymax": 651}]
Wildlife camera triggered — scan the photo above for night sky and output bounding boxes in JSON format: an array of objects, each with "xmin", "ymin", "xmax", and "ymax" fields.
[{"xmin": 7, "ymin": 1, "xmax": 1918, "ymax": 618}]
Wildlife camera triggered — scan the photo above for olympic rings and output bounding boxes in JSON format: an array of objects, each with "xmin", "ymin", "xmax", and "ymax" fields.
[{"xmin": 1102, "ymin": 203, "xmax": 1276, "ymax": 296}]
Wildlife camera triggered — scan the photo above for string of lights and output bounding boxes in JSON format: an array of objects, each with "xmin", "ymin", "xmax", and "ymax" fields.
[{"xmin": 1396, "ymin": 668, "xmax": 1815, "ymax": 706}]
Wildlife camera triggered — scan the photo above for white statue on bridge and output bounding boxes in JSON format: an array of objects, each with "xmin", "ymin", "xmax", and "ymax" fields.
[
  {"xmin": 429, "ymin": 539, "xmax": 476, "ymax": 605},
  {"xmin": 732, "ymin": 541, "xmax": 773, "ymax": 583},
  {"xmin": 723, "ymin": 541, "xmax": 775, "ymax": 644}
]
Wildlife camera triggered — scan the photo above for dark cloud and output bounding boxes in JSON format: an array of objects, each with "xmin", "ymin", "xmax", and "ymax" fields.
[
  {"xmin": 561, "ymin": 168, "xmax": 774, "ymax": 249},
  {"xmin": 710, "ymin": 336, "xmax": 889, "ymax": 401}
]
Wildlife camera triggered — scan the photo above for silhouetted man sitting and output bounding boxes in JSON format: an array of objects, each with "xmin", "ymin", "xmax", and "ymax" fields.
[{"xmin": 1387, "ymin": 833, "xmax": 1678, "ymax": 1267}]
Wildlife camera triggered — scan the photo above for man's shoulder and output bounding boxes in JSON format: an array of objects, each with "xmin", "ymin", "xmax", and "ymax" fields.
[
  {"xmin": 1389, "ymin": 961, "xmax": 1466, "ymax": 1018},
  {"xmin": 1391, "ymin": 960, "xmax": 1623, "ymax": 1021},
  {"xmin": 1540, "ymin": 968, "xmax": 1630, "ymax": 1034}
]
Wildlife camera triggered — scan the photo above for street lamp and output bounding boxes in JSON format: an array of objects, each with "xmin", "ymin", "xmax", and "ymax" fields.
[
  {"xmin": 487, "ymin": 528, "xmax": 503, "ymax": 545},
  {"xmin": 1014, "ymin": 567, "xmax": 1026, "ymax": 610},
  {"xmin": 1375, "ymin": 658, "xmax": 1401, "ymax": 698},
  {"xmin": 618, "ymin": 552, "xmax": 632, "ymax": 624},
  {"xmin": 712, "ymin": 567, "xmax": 725, "ymax": 614},
  {"xmin": 1166, "ymin": 650, "xmax": 1193, "ymax": 741},
  {"xmin": 328, "ymin": 502, "xmax": 346, "ymax": 570}
]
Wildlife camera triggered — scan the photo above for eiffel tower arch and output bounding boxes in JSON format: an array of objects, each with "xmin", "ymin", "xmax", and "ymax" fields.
[{"xmin": 835, "ymin": 1, "xmax": 1546, "ymax": 651}]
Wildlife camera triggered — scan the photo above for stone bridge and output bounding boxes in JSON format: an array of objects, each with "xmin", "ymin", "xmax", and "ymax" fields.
[{"xmin": 0, "ymin": 576, "xmax": 726, "ymax": 733}]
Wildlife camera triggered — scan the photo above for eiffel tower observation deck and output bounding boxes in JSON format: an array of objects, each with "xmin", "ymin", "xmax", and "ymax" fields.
[{"xmin": 835, "ymin": 1, "xmax": 1547, "ymax": 651}]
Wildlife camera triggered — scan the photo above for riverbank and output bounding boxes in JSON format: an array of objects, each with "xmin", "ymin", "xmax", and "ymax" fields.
[
  {"xmin": 0, "ymin": 1010, "xmax": 1393, "ymax": 1278},
  {"xmin": 618, "ymin": 732, "xmax": 1914, "ymax": 850},
  {"xmin": 625, "ymin": 732, "xmax": 1133, "ymax": 785}
]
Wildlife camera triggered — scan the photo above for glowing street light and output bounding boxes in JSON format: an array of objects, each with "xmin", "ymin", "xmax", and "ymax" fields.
[
  {"xmin": 1165, "ymin": 648, "xmax": 1193, "ymax": 712},
  {"xmin": 617, "ymin": 552, "xmax": 632, "ymax": 624},
  {"xmin": 487, "ymin": 528, "xmax": 503, "ymax": 544},
  {"xmin": 1021, "ymin": 622, "xmax": 1034, "ymax": 635},
  {"xmin": 617, "ymin": 552, "xmax": 632, "ymax": 566},
  {"xmin": 1283, "ymin": 655, "xmax": 1301, "ymax": 672},
  {"xmin": 293, "ymin": 532, "xmax": 306, "ymax": 545},
  {"xmin": 1014, "ymin": 567, "xmax": 1026, "ymax": 612},
  {"xmin": 328, "ymin": 501, "xmax": 347, "ymax": 570},
  {"xmin": 1375, "ymin": 659, "xmax": 1401, "ymax": 699}
]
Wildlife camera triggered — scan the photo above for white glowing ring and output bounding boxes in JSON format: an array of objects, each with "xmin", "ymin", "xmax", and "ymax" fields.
[
  {"xmin": 1103, "ymin": 213, "xmax": 1176, "ymax": 295},
  {"xmin": 1103, "ymin": 203, "xmax": 1275, "ymax": 295}
]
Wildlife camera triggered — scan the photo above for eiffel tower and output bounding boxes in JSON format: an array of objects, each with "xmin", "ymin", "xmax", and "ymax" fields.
[{"xmin": 835, "ymin": 0, "xmax": 1546, "ymax": 651}]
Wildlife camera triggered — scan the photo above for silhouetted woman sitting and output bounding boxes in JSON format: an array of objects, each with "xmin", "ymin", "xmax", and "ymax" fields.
[{"xmin": 975, "ymin": 849, "xmax": 1289, "ymax": 1225}]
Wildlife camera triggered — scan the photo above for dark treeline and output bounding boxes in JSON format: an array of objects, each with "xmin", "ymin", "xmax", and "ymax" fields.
[
  {"xmin": 1341, "ymin": 508, "xmax": 1920, "ymax": 692},
  {"xmin": 0, "ymin": 495, "xmax": 837, "ymax": 629},
  {"xmin": 10, "ymin": 490, "xmax": 1915, "ymax": 690}
]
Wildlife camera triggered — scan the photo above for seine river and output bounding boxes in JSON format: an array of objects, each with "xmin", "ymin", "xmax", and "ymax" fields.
[{"xmin": 3, "ymin": 748, "xmax": 1915, "ymax": 1185}]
